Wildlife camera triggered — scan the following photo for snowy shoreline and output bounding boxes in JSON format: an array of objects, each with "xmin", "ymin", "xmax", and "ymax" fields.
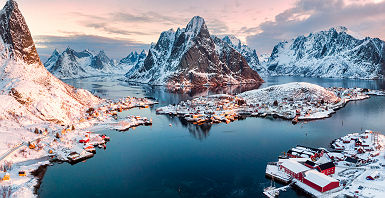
[{"xmin": 0, "ymin": 96, "xmax": 156, "ymax": 197}]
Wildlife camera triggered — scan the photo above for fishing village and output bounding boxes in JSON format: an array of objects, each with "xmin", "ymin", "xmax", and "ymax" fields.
[
  {"xmin": 156, "ymin": 83, "xmax": 385, "ymax": 125},
  {"xmin": 0, "ymin": 96, "xmax": 156, "ymax": 196}
]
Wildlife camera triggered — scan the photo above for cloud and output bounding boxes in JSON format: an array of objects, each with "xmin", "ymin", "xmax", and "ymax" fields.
[
  {"xmin": 34, "ymin": 35, "xmax": 150, "ymax": 62},
  {"xmin": 71, "ymin": 11, "xmax": 185, "ymax": 37},
  {"xmin": 246, "ymin": 0, "xmax": 385, "ymax": 54},
  {"xmin": 83, "ymin": 22, "xmax": 154, "ymax": 36},
  {"xmin": 206, "ymin": 19, "xmax": 230, "ymax": 34}
]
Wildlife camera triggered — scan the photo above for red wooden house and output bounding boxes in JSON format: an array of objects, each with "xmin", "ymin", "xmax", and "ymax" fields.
[
  {"xmin": 316, "ymin": 162, "xmax": 335, "ymax": 175},
  {"xmin": 279, "ymin": 160, "xmax": 310, "ymax": 182},
  {"xmin": 303, "ymin": 170, "xmax": 340, "ymax": 192}
]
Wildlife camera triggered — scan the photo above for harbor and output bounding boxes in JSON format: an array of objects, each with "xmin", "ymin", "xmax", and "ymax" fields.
[{"xmin": 264, "ymin": 130, "xmax": 385, "ymax": 197}]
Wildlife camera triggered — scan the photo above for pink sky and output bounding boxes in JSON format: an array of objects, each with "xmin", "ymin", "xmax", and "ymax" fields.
[{"xmin": 10, "ymin": 0, "xmax": 385, "ymax": 59}]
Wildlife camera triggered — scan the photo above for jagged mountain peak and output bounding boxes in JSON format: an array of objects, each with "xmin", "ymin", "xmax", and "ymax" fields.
[
  {"xmin": 185, "ymin": 16, "xmax": 207, "ymax": 35},
  {"xmin": 52, "ymin": 49, "xmax": 60, "ymax": 56},
  {"xmin": 126, "ymin": 16, "xmax": 263, "ymax": 86},
  {"xmin": 0, "ymin": 0, "xmax": 41, "ymax": 65},
  {"xmin": 330, "ymin": 26, "xmax": 348, "ymax": 33},
  {"xmin": 220, "ymin": 35, "xmax": 241, "ymax": 47}
]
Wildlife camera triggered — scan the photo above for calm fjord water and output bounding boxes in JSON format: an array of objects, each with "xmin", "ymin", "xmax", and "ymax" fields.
[{"xmin": 38, "ymin": 76, "xmax": 385, "ymax": 198}]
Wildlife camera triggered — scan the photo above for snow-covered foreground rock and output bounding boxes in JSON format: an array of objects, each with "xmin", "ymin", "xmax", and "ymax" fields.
[
  {"xmin": 125, "ymin": 16, "xmax": 263, "ymax": 86},
  {"xmin": 45, "ymin": 48, "xmax": 146, "ymax": 79},
  {"xmin": 265, "ymin": 26, "xmax": 385, "ymax": 79},
  {"xmin": 265, "ymin": 130, "xmax": 385, "ymax": 197},
  {"xmin": 156, "ymin": 82, "xmax": 385, "ymax": 124}
]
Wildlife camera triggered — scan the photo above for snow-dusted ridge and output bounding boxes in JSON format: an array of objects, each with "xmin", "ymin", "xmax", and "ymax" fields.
[{"xmin": 265, "ymin": 26, "xmax": 385, "ymax": 79}]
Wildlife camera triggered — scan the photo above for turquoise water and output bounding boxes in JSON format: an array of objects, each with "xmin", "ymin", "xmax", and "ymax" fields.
[{"xmin": 38, "ymin": 76, "xmax": 385, "ymax": 198}]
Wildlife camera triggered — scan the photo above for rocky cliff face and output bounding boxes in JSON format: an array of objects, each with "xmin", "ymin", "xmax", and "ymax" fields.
[
  {"xmin": 216, "ymin": 35, "xmax": 267, "ymax": 75},
  {"xmin": 0, "ymin": 0, "xmax": 41, "ymax": 65},
  {"xmin": 0, "ymin": 0, "xmax": 100, "ymax": 125},
  {"xmin": 126, "ymin": 16, "xmax": 263, "ymax": 86},
  {"xmin": 266, "ymin": 27, "xmax": 385, "ymax": 79}
]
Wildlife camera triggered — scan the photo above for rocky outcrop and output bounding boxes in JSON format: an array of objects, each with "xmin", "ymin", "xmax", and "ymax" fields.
[
  {"xmin": 0, "ymin": 0, "xmax": 100, "ymax": 125},
  {"xmin": 126, "ymin": 16, "xmax": 263, "ymax": 86},
  {"xmin": 0, "ymin": 0, "xmax": 41, "ymax": 65}
]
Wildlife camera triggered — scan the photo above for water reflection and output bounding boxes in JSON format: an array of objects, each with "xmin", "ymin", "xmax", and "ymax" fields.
[
  {"xmin": 166, "ymin": 83, "xmax": 262, "ymax": 98},
  {"xmin": 64, "ymin": 75, "xmax": 385, "ymax": 140}
]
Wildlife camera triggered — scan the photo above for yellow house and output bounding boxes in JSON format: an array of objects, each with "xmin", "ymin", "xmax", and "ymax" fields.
[
  {"xmin": 19, "ymin": 171, "xmax": 26, "ymax": 177},
  {"xmin": 1, "ymin": 172, "xmax": 10, "ymax": 181},
  {"xmin": 29, "ymin": 143, "xmax": 36, "ymax": 149}
]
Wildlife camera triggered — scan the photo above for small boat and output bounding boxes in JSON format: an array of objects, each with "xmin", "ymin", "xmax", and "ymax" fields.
[
  {"xmin": 263, "ymin": 186, "xmax": 279, "ymax": 198},
  {"xmin": 84, "ymin": 145, "xmax": 96, "ymax": 153},
  {"xmin": 263, "ymin": 175, "xmax": 279, "ymax": 198}
]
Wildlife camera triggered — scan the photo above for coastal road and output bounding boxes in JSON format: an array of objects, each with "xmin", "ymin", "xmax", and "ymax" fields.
[{"xmin": 0, "ymin": 136, "xmax": 46, "ymax": 163}]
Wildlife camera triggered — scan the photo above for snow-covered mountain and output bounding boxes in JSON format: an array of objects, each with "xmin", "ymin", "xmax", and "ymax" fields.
[
  {"xmin": 45, "ymin": 48, "xmax": 146, "ymax": 79},
  {"xmin": 266, "ymin": 26, "xmax": 385, "ymax": 79},
  {"xmin": 125, "ymin": 16, "xmax": 263, "ymax": 86},
  {"xmin": 0, "ymin": 0, "xmax": 100, "ymax": 126},
  {"xmin": 45, "ymin": 48, "xmax": 112, "ymax": 79},
  {"xmin": 215, "ymin": 35, "xmax": 267, "ymax": 75}
]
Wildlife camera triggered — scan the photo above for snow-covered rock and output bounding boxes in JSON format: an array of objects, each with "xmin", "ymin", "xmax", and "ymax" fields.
[
  {"xmin": 266, "ymin": 26, "xmax": 385, "ymax": 79},
  {"xmin": 125, "ymin": 16, "xmax": 263, "ymax": 86},
  {"xmin": 215, "ymin": 35, "xmax": 267, "ymax": 76},
  {"xmin": 0, "ymin": 0, "xmax": 100, "ymax": 126}
]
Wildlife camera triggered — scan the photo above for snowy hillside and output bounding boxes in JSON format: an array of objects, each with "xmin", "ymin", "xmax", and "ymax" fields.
[
  {"xmin": 215, "ymin": 35, "xmax": 268, "ymax": 76},
  {"xmin": 45, "ymin": 49, "xmax": 146, "ymax": 79},
  {"xmin": 239, "ymin": 82, "xmax": 339, "ymax": 104},
  {"xmin": 0, "ymin": 0, "xmax": 100, "ymax": 126},
  {"xmin": 266, "ymin": 27, "xmax": 385, "ymax": 79},
  {"xmin": 126, "ymin": 16, "xmax": 263, "ymax": 86}
]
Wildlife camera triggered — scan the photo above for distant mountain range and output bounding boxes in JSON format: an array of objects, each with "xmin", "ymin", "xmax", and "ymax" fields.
[
  {"xmin": 265, "ymin": 26, "xmax": 385, "ymax": 79},
  {"xmin": 44, "ymin": 23, "xmax": 384, "ymax": 81},
  {"xmin": 125, "ymin": 16, "xmax": 263, "ymax": 86},
  {"xmin": 44, "ymin": 48, "xmax": 146, "ymax": 79}
]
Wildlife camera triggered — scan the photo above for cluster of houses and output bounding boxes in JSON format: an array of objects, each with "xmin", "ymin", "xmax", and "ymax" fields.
[
  {"xmin": 156, "ymin": 95, "xmax": 247, "ymax": 125},
  {"xmin": 79, "ymin": 96, "xmax": 156, "ymax": 123},
  {"xmin": 331, "ymin": 130, "xmax": 381, "ymax": 166},
  {"xmin": 156, "ymin": 86, "xmax": 384, "ymax": 126},
  {"xmin": 266, "ymin": 130, "xmax": 385, "ymax": 196},
  {"xmin": 277, "ymin": 146, "xmax": 340, "ymax": 193}
]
